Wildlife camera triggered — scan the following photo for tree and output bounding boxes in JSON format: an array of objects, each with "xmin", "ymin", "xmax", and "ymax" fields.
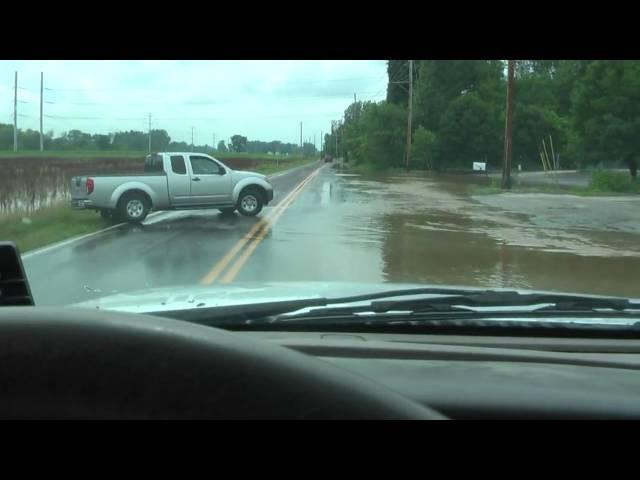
[
  {"xmin": 386, "ymin": 60, "xmax": 410, "ymax": 105},
  {"xmin": 0, "ymin": 123, "xmax": 14, "ymax": 149},
  {"xmin": 230, "ymin": 134, "xmax": 247, "ymax": 153},
  {"xmin": 217, "ymin": 140, "xmax": 228, "ymax": 152},
  {"xmin": 412, "ymin": 127, "xmax": 437, "ymax": 170},
  {"xmin": 20, "ymin": 129, "xmax": 41, "ymax": 150},
  {"xmin": 150, "ymin": 129, "xmax": 171, "ymax": 151},
  {"xmin": 413, "ymin": 60, "xmax": 504, "ymax": 133},
  {"xmin": 512, "ymin": 105, "xmax": 567, "ymax": 169},
  {"xmin": 302, "ymin": 142, "xmax": 316, "ymax": 157},
  {"xmin": 169, "ymin": 141, "xmax": 189, "ymax": 151},
  {"xmin": 357, "ymin": 102, "xmax": 407, "ymax": 168},
  {"xmin": 92, "ymin": 134, "xmax": 112, "ymax": 151},
  {"xmin": 435, "ymin": 92, "xmax": 502, "ymax": 170},
  {"xmin": 572, "ymin": 60, "xmax": 640, "ymax": 173},
  {"xmin": 112, "ymin": 130, "xmax": 147, "ymax": 151}
]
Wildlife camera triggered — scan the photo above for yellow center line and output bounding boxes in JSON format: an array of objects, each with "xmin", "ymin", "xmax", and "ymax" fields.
[
  {"xmin": 218, "ymin": 169, "xmax": 320, "ymax": 284},
  {"xmin": 199, "ymin": 166, "xmax": 321, "ymax": 285}
]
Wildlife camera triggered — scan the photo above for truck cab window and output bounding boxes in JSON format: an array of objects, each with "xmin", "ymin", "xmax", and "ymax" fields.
[
  {"xmin": 190, "ymin": 156, "xmax": 224, "ymax": 175},
  {"xmin": 171, "ymin": 155, "xmax": 187, "ymax": 175}
]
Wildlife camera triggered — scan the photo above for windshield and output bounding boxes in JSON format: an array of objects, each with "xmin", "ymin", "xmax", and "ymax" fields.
[{"xmin": 2, "ymin": 60, "xmax": 639, "ymax": 331}]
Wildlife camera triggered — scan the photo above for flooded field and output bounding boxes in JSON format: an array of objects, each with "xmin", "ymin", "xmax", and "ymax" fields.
[{"xmin": 0, "ymin": 157, "xmax": 145, "ymax": 215}]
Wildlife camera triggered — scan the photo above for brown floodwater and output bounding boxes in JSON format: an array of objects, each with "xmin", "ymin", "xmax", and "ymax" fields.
[{"xmin": 326, "ymin": 171, "xmax": 640, "ymax": 297}]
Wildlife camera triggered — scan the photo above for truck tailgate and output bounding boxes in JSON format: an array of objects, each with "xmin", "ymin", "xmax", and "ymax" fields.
[{"xmin": 71, "ymin": 176, "xmax": 89, "ymax": 200}]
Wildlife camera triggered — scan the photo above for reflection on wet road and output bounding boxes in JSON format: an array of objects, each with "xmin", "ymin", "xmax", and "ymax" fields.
[{"xmin": 23, "ymin": 164, "xmax": 640, "ymax": 305}]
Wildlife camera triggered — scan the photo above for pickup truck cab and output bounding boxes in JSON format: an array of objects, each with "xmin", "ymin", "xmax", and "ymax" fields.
[{"xmin": 71, "ymin": 152, "xmax": 274, "ymax": 223}]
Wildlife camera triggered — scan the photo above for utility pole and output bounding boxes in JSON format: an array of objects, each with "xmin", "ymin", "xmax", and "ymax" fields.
[
  {"xmin": 191, "ymin": 127, "xmax": 194, "ymax": 152},
  {"xmin": 148, "ymin": 113, "xmax": 152, "ymax": 153},
  {"xmin": 300, "ymin": 121, "xmax": 303, "ymax": 151},
  {"xmin": 320, "ymin": 130, "xmax": 323, "ymax": 157},
  {"xmin": 40, "ymin": 72, "xmax": 44, "ymax": 151},
  {"xmin": 501, "ymin": 60, "xmax": 515, "ymax": 190},
  {"xmin": 13, "ymin": 71, "xmax": 18, "ymax": 152},
  {"xmin": 405, "ymin": 60, "xmax": 413, "ymax": 171},
  {"xmin": 213, "ymin": 133, "xmax": 216, "ymax": 152}
]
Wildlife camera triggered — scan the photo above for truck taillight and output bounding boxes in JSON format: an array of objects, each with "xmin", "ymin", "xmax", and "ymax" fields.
[{"xmin": 86, "ymin": 178, "xmax": 94, "ymax": 194}]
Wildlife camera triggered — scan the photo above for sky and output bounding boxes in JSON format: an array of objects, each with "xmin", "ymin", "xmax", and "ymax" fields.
[{"xmin": 0, "ymin": 60, "xmax": 388, "ymax": 147}]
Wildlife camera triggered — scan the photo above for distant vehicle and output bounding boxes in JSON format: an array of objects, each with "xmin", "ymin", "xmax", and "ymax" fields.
[
  {"xmin": 324, "ymin": 155, "xmax": 333, "ymax": 163},
  {"xmin": 71, "ymin": 152, "xmax": 274, "ymax": 223}
]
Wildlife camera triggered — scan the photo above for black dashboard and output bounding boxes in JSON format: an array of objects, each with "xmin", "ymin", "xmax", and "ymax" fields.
[{"xmin": 242, "ymin": 331, "xmax": 640, "ymax": 419}]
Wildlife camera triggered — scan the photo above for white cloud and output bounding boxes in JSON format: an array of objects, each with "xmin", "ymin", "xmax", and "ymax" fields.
[{"xmin": 0, "ymin": 60, "xmax": 388, "ymax": 145}]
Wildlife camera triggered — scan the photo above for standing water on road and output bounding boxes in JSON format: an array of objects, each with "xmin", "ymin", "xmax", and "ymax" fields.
[{"xmin": 247, "ymin": 169, "xmax": 640, "ymax": 298}]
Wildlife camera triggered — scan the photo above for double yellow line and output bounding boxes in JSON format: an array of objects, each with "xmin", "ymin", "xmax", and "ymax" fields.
[{"xmin": 199, "ymin": 167, "xmax": 321, "ymax": 285}]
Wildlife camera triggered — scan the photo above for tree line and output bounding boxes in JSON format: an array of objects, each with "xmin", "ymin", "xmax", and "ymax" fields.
[
  {"xmin": 0, "ymin": 125, "xmax": 317, "ymax": 156},
  {"xmin": 323, "ymin": 60, "xmax": 640, "ymax": 173}
]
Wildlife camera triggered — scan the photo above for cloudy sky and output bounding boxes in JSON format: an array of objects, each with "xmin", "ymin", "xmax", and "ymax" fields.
[{"xmin": 0, "ymin": 60, "xmax": 388, "ymax": 147}]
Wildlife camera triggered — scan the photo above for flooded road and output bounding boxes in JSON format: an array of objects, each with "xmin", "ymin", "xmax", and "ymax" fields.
[
  {"xmin": 230, "ymin": 168, "xmax": 640, "ymax": 297},
  {"xmin": 22, "ymin": 164, "xmax": 640, "ymax": 305}
]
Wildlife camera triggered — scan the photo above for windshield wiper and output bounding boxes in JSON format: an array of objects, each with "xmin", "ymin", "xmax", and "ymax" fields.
[
  {"xmin": 152, "ymin": 287, "xmax": 640, "ymax": 326},
  {"xmin": 261, "ymin": 291, "xmax": 639, "ymax": 324},
  {"xmin": 365, "ymin": 292, "xmax": 636, "ymax": 314},
  {"xmin": 152, "ymin": 287, "xmax": 490, "ymax": 324}
]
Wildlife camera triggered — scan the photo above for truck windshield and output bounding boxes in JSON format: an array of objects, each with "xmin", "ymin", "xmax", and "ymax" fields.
[{"xmin": 144, "ymin": 154, "xmax": 164, "ymax": 173}]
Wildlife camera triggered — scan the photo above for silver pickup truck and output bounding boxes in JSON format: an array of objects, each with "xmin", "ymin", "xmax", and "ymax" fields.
[{"xmin": 71, "ymin": 152, "xmax": 274, "ymax": 223}]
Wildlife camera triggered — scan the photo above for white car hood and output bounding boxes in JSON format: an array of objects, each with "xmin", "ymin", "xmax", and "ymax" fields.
[{"xmin": 71, "ymin": 281, "xmax": 640, "ymax": 326}]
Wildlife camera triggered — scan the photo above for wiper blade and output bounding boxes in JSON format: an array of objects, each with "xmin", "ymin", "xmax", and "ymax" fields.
[
  {"xmin": 151, "ymin": 287, "xmax": 639, "ymax": 326},
  {"xmin": 151, "ymin": 287, "xmax": 509, "ymax": 324},
  {"xmin": 272, "ymin": 292, "xmax": 639, "ymax": 323},
  {"xmin": 368, "ymin": 292, "xmax": 636, "ymax": 314}
]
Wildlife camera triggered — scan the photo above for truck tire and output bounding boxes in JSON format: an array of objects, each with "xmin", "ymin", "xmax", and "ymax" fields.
[
  {"xmin": 118, "ymin": 192, "xmax": 150, "ymax": 223},
  {"xmin": 219, "ymin": 208, "xmax": 236, "ymax": 215},
  {"xmin": 236, "ymin": 189, "xmax": 264, "ymax": 216}
]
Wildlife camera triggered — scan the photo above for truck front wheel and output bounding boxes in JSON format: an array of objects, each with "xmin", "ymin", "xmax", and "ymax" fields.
[
  {"xmin": 237, "ymin": 189, "xmax": 264, "ymax": 216},
  {"xmin": 118, "ymin": 192, "xmax": 150, "ymax": 223}
]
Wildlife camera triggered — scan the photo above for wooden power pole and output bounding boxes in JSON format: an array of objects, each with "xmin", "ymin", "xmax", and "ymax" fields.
[
  {"xmin": 40, "ymin": 72, "xmax": 44, "ymax": 151},
  {"xmin": 406, "ymin": 60, "xmax": 413, "ymax": 171},
  {"xmin": 13, "ymin": 71, "xmax": 18, "ymax": 152},
  {"xmin": 501, "ymin": 60, "xmax": 515, "ymax": 189}
]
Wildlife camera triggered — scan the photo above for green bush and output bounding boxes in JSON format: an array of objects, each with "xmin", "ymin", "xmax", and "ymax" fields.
[{"xmin": 589, "ymin": 170, "xmax": 640, "ymax": 193}]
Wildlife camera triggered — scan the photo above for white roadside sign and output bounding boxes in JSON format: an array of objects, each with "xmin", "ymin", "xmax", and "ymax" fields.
[{"xmin": 473, "ymin": 162, "xmax": 487, "ymax": 171}]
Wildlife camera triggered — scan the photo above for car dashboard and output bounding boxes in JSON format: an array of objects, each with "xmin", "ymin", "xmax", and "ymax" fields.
[{"xmin": 239, "ymin": 331, "xmax": 640, "ymax": 419}]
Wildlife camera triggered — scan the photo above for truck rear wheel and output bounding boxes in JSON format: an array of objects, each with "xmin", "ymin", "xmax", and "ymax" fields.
[
  {"xmin": 237, "ymin": 189, "xmax": 263, "ymax": 216},
  {"xmin": 118, "ymin": 192, "xmax": 150, "ymax": 223}
]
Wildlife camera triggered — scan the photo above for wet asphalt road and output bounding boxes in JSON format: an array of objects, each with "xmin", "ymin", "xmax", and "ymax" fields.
[{"xmin": 21, "ymin": 163, "xmax": 640, "ymax": 305}]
